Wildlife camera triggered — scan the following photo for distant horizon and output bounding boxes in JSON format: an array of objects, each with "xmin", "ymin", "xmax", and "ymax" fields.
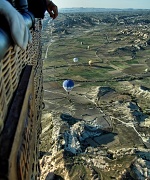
[
  {"xmin": 53, "ymin": 0, "xmax": 150, "ymax": 9},
  {"xmin": 59, "ymin": 7, "xmax": 149, "ymax": 10}
]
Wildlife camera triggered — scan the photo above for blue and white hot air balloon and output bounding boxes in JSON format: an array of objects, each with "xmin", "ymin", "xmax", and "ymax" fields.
[{"xmin": 63, "ymin": 79, "xmax": 74, "ymax": 93}]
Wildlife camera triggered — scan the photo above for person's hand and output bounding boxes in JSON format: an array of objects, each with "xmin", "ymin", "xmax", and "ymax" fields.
[
  {"xmin": 0, "ymin": 0, "xmax": 32, "ymax": 50},
  {"xmin": 46, "ymin": 0, "xmax": 58, "ymax": 19}
]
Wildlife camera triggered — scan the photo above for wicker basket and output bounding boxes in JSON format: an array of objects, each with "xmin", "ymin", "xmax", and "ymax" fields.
[
  {"xmin": 0, "ymin": 18, "xmax": 43, "ymax": 179},
  {"xmin": 0, "ymin": 19, "xmax": 43, "ymax": 134}
]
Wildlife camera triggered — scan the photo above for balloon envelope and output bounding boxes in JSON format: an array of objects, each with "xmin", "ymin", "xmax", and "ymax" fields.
[
  {"xmin": 89, "ymin": 60, "xmax": 93, "ymax": 66},
  {"xmin": 73, "ymin": 57, "xmax": 78, "ymax": 62},
  {"xmin": 63, "ymin": 79, "xmax": 74, "ymax": 92}
]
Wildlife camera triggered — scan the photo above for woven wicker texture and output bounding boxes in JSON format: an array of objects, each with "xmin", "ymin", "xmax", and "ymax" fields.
[{"xmin": 0, "ymin": 19, "xmax": 43, "ymax": 135}]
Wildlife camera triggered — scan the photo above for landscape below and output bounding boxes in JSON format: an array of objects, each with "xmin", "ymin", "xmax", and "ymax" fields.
[{"xmin": 39, "ymin": 9, "xmax": 150, "ymax": 180}]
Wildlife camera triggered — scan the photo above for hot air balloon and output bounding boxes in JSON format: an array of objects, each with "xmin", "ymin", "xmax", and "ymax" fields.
[
  {"xmin": 63, "ymin": 79, "xmax": 74, "ymax": 94},
  {"xmin": 89, "ymin": 60, "xmax": 93, "ymax": 66},
  {"xmin": 73, "ymin": 57, "xmax": 78, "ymax": 62}
]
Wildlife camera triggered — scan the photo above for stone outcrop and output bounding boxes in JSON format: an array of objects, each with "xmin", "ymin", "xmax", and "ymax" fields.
[{"xmin": 39, "ymin": 84, "xmax": 150, "ymax": 179}]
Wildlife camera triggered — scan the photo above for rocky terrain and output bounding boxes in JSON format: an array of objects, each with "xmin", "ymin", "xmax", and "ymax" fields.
[{"xmin": 39, "ymin": 9, "xmax": 150, "ymax": 180}]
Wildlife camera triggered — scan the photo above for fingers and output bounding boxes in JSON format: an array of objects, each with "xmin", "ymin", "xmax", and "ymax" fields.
[
  {"xmin": 47, "ymin": 1, "xmax": 58, "ymax": 19},
  {"xmin": 49, "ymin": 11, "xmax": 55, "ymax": 19},
  {"xmin": 49, "ymin": 8, "xmax": 58, "ymax": 19},
  {"xmin": 52, "ymin": 5, "xmax": 58, "ymax": 19}
]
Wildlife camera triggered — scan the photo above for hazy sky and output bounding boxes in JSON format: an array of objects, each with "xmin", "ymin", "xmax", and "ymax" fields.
[{"xmin": 53, "ymin": 0, "xmax": 150, "ymax": 9}]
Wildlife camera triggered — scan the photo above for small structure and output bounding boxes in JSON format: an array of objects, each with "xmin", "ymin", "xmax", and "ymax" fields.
[{"xmin": 144, "ymin": 68, "xmax": 149, "ymax": 73}]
